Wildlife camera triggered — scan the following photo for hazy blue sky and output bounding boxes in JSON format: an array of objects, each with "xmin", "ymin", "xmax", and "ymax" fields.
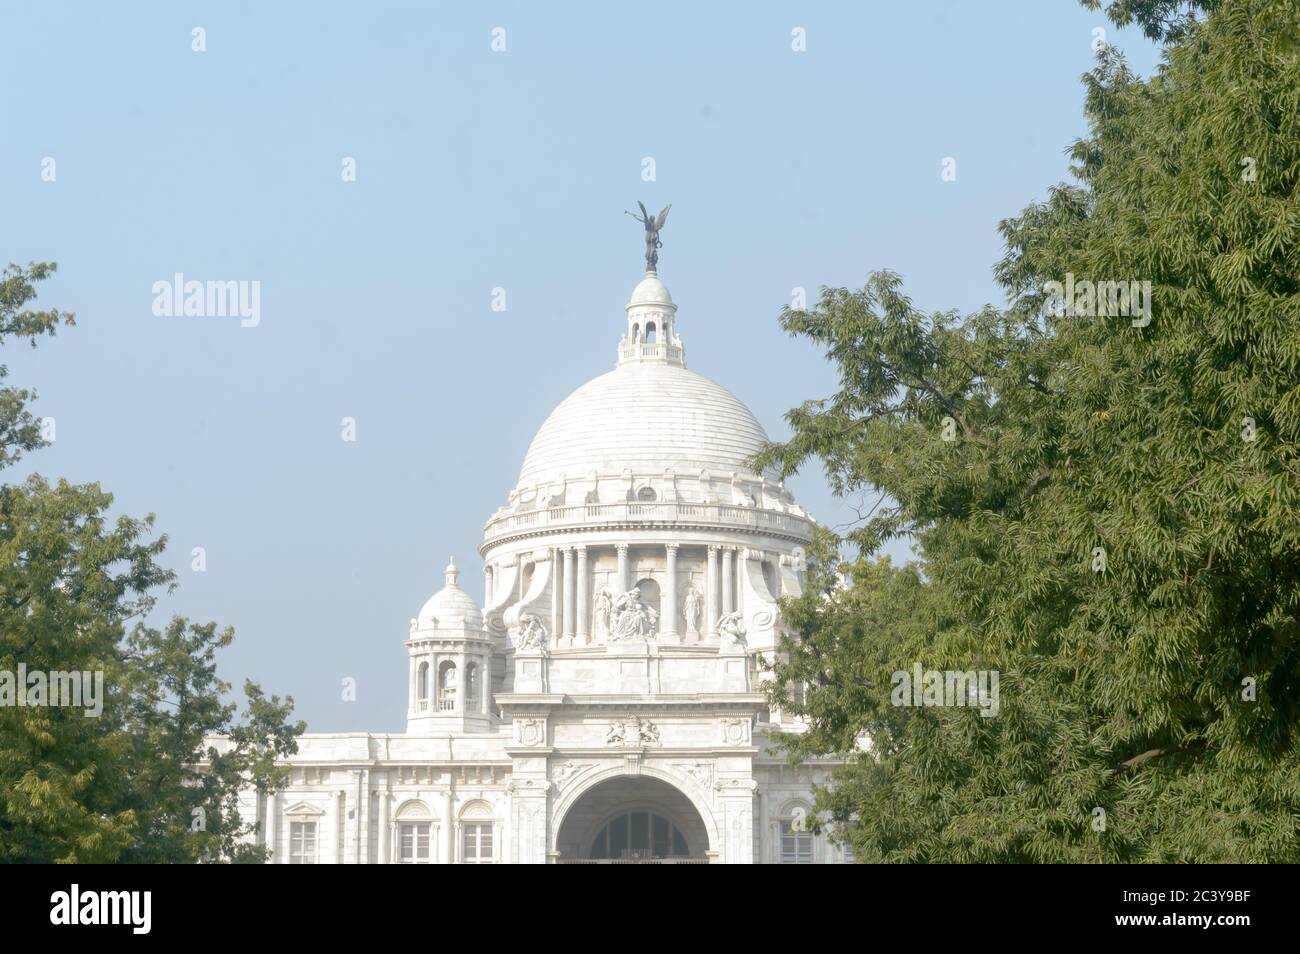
[{"xmin": 1, "ymin": 2, "xmax": 1161, "ymax": 732}]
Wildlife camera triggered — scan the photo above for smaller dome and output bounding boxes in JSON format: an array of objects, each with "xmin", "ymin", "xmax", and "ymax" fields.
[
  {"xmin": 628, "ymin": 273, "xmax": 673, "ymax": 307},
  {"xmin": 416, "ymin": 557, "xmax": 483, "ymax": 630}
]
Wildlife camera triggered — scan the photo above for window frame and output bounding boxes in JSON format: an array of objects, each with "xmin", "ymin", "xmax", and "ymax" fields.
[
  {"xmin": 399, "ymin": 821, "xmax": 433, "ymax": 864},
  {"xmin": 288, "ymin": 819, "xmax": 318, "ymax": 865}
]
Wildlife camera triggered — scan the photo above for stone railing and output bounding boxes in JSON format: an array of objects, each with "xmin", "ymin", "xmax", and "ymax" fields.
[
  {"xmin": 617, "ymin": 340, "xmax": 684, "ymax": 364},
  {"xmin": 482, "ymin": 501, "xmax": 813, "ymax": 544}
]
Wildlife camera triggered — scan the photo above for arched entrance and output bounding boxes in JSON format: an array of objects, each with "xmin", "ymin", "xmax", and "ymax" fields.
[{"xmin": 555, "ymin": 775, "xmax": 710, "ymax": 863}]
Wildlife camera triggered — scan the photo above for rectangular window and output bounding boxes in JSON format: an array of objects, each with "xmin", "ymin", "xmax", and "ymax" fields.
[
  {"xmin": 289, "ymin": 821, "xmax": 317, "ymax": 864},
  {"xmin": 780, "ymin": 821, "xmax": 813, "ymax": 864},
  {"xmin": 400, "ymin": 822, "xmax": 431, "ymax": 864},
  {"xmin": 462, "ymin": 823, "xmax": 494, "ymax": 863}
]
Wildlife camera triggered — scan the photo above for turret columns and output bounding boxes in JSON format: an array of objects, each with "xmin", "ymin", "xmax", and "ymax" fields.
[{"xmin": 408, "ymin": 655, "xmax": 418, "ymax": 715}]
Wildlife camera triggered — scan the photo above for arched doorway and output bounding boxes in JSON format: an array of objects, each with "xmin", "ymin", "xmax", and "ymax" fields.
[{"xmin": 555, "ymin": 775, "xmax": 710, "ymax": 863}]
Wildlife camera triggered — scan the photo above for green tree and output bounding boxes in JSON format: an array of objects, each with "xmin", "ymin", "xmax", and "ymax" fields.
[
  {"xmin": 759, "ymin": 0, "xmax": 1300, "ymax": 862},
  {"xmin": 0, "ymin": 262, "xmax": 303, "ymax": 863}
]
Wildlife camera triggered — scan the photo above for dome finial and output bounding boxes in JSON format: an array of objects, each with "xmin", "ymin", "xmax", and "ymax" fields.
[{"xmin": 444, "ymin": 556, "xmax": 459, "ymax": 586}]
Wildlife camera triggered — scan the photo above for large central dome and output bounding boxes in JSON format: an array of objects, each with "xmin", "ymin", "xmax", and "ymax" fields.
[{"xmin": 516, "ymin": 362, "xmax": 771, "ymax": 489}]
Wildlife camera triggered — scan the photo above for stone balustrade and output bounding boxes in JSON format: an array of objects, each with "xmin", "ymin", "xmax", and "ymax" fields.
[{"xmin": 481, "ymin": 500, "xmax": 813, "ymax": 545}]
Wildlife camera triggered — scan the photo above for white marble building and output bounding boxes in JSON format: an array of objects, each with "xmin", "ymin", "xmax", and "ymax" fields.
[{"xmin": 224, "ymin": 267, "xmax": 847, "ymax": 863}]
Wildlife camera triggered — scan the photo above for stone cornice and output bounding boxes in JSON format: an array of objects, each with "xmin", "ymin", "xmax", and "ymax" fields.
[
  {"xmin": 496, "ymin": 692, "xmax": 767, "ymax": 713},
  {"xmin": 479, "ymin": 518, "xmax": 811, "ymax": 555}
]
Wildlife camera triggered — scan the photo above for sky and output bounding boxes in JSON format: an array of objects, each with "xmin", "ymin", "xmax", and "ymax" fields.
[{"xmin": 0, "ymin": 1, "xmax": 1163, "ymax": 732}]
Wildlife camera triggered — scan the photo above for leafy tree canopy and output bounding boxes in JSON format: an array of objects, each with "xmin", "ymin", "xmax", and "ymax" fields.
[
  {"xmin": 759, "ymin": 0, "xmax": 1300, "ymax": 862},
  {"xmin": 0, "ymin": 262, "xmax": 303, "ymax": 863}
]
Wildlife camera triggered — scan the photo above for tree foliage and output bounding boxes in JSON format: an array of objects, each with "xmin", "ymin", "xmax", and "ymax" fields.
[
  {"xmin": 759, "ymin": 0, "xmax": 1300, "ymax": 862},
  {"xmin": 0, "ymin": 262, "xmax": 303, "ymax": 863}
]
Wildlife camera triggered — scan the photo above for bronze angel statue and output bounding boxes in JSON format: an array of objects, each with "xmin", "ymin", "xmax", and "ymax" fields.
[{"xmin": 626, "ymin": 201, "xmax": 671, "ymax": 273}]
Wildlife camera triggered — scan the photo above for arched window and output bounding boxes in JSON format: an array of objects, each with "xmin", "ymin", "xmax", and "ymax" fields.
[
  {"xmin": 438, "ymin": 661, "xmax": 458, "ymax": 711},
  {"xmin": 645, "ymin": 321, "xmax": 657, "ymax": 343},
  {"xmin": 417, "ymin": 661, "xmax": 430, "ymax": 710},
  {"xmin": 636, "ymin": 485, "xmax": 657, "ymax": 502},
  {"xmin": 466, "ymin": 662, "xmax": 480, "ymax": 705},
  {"xmin": 631, "ymin": 322, "xmax": 640, "ymax": 340},
  {"xmin": 394, "ymin": 800, "xmax": 436, "ymax": 865},
  {"xmin": 779, "ymin": 802, "xmax": 814, "ymax": 864},
  {"xmin": 460, "ymin": 800, "xmax": 496, "ymax": 864},
  {"xmin": 634, "ymin": 578, "xmax": 661, "ymax": 618},
  {"xmin": 589, "ymin": 811, "xmax": 690, "ymax": 860}
]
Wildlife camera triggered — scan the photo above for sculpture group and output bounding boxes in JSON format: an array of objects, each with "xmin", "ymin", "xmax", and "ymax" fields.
[
  {"xmin": 512, "ymin": 613, "xmax": 547, "ymax": 650},
  {"xmin": 584, "ymin": 580, "xmax": 708, "ymax": 642},
  {"xmin": 594, "ymin": 586, "xmax": 659, "ymax": 641},
  {"xmin": 605, "ymin": 715, "xmax": 660, "ymax": 746}
]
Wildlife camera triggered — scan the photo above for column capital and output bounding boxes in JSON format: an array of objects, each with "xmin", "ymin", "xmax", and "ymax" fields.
[
  {"xmin": 708, "ymin": 544, "xmax": 721, "ymax": 553},
  {"xmin": 615, "ymin": 543, "xmax": 629, "ymax": 553},
  {"xmin": 575, "ymin": 543, "xmax": 588, "ymax": 553},
  {"xmin": 665, "ymin": 542, "xmax": 679, "ymax": 552}
]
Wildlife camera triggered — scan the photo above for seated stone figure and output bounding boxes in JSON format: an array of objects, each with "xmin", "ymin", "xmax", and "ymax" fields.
[{"xmin": 610, "ymin": 588, "xmax": 658, "ymax": 641}]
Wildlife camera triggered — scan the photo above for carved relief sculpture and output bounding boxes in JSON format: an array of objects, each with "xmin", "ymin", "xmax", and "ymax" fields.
[
  {"xmin": 610, "ymin": 587, "xmax": 658, "ymax": 641},
  {"xmin": 515, "ymin": 718, "xmax": 546, "ymax": 746},
  {"xmin": 512, "ymin": 613, "xmax": 547, "ymax": 650},
  {"xmin": 717, "ymin": 610, "xmax": 747, "ymax": 650},
  {"xmin": 605, "ymin": 715, "xmax": 660, "ymax": 746}
]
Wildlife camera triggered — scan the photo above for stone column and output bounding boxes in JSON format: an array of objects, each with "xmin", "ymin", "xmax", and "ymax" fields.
[
  {"xmin": 722, "ymin": 546, "xmax": 734, "ymax": 615},
  {"xmin": 334, "ymin": 790, "xmax": 346, "ymax": 864},
  {"xmin": 446, "ymin": 790, "xmax": 455, "ymax": 864},
  {"xmin": 663, "ymin": 543, "xmax": 679, "ymax": 639},
  {"xmin": 377, "ymin": 784, "xmax": 390, "ymax": 864},
  {"xmin": 736, "ymin": 548, "xmax": 749, "ymax": 615},
  {"xmin": 455, "ymin": 652, "xmax": 467, "ymax": 713},
  {"xmin": 575, "ymin": 546, "xmax": 589, "ymax": 644},
  {"xmin": 354, "ymin": 769, "xmax": 367, "ymax": 864},
  {"xmin": 706, "ymin": 545, "xmax": 720, "ymax": 638},
  {"xmin": 481, "ymin": 653, "xmax": 491, "ymax": 715},
  {"xmin": 408, "ymin": 655, "xmax": 418, "ymax": 715},
  {"xmin": 616, "ymin": 543, "xmax": 630, "ymax": 593},
  {"xmin": 550, "ymin": 547, "xmax": 561, "ymax": 641},
  {"xmin": 431, "ymin": 649, "xmax": 441, "ymax": 712},
  {"xmin": 264, "ymin": 792, "xmax": 277, "ymax": 863},
  {"xmin": 484, "ymin": 564, "xmax": 494, "ymax": 606},
  {"xmin": 563, "ymin": 547, "xmax": 576, "ymax": 642}
]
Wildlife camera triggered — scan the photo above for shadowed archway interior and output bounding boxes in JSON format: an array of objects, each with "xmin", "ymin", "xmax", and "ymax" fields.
[{"xmin": 556, "ymin": 776, "xmax": 710, "ymax": 862}]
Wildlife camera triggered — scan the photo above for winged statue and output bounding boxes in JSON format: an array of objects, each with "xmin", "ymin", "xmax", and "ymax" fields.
[{"xmin": 626, "ymin": 201, "xmax": 672, "ymax": 273}]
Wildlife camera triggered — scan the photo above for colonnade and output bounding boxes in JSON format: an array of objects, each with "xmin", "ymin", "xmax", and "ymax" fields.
[{"xmin": 484, "ymin": 543, "xmax": 752, "ymax": 647}]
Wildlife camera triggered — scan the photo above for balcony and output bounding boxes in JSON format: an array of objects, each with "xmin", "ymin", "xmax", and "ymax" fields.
[
  {"xmin": 481, "ymin": 501, "xmax": 814, "ymax": 546},
  {"xmin": 617, "ymin": 340, "xmax": 684, "ymax": 365}
]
